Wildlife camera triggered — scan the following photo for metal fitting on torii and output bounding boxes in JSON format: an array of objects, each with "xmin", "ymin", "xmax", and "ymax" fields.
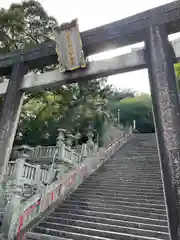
[{"xmin": 54, "ymin": 18, "xmax": 86, "ymax": 72}]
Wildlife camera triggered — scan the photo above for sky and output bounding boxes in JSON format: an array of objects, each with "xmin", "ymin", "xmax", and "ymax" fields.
[{"xmin": 1, "ymin": 0, "xmax": 179, "ymax": 93}]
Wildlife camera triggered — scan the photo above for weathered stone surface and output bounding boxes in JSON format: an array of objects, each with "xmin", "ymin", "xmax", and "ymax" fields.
[
  {"xmin": 0, "ymin": 63, "xmax": 28, "ymax": 182},
  {"xmin": 146, "ymin": 24, "xmax": 180, "ymax": 240}
]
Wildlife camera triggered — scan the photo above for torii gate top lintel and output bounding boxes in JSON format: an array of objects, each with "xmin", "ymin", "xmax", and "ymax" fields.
[{"xmin": 0, "ymin": 0, "xmax": 179, "ymax": 76}]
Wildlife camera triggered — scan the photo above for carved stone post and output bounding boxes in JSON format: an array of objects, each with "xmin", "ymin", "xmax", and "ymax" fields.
[
  {"xmin": 56, "ymin": 128, "xmax": 66, "ymax": 147},
  {"xmin": 0, "ymin": 148, "xmax": 27, "ymax": 239},
  {"xmin": 66, "ymin": 133, "xmax": 74, "ymax": 148},
  {"xmin": 14, "ymin": 145, "xmax": 33, "ymax": 159},
  {"xmin": 75, "ymin": 132, "xmax": 81, "ymax": 147},
  {"xmin": 129, "ymin": 125, "xmax": 133, "ymax": 136},
  {"xmin": 74, "ymin": 132, "xmax": 80, "ymax": 153},
  {"xmin": 56, "ymin": 129, "xmax": 67, "ymax": 179},
  {"xmin": 133, "ymin": 120, "xmax": 136, "ymax": 130},
  {"xmin": 56, "ymin": 128, "xmax": 66, "ymax": 161},
  {"xmin": 87, "ymin": 126, "xmax": 94, "ymax": 150},
  {"xmin": 0, "ymin": 63, "xmax": 28, "ymax": 182},
  {"xmin": 146, "ymin": 24, "xmax": 180, "ymax": 240}
]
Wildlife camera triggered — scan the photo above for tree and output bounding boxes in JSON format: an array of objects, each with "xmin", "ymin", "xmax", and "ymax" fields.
[
  {"xmin": 0, "ymin": 0, "xmax": 113, "ymax": 146},
  {"xmin": 174, "ymin": 63, "xmax": 180, "ymax": 92},
  {"xmin": 15, "ymin": 78, "xmax": 113, "ymax": 146},
  {"xmin": 0, "ymin": 0, "xmax": 154, "ymax": 147},
  {"xmin": 0, "ymin": 0, "xmax": 57, "ymax": 53},
  {"xmin": 109, "ymin": 93, "xmax": 154, "ymax": 133}
]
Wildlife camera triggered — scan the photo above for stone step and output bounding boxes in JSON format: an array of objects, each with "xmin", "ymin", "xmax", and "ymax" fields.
[
  {"xmin": 70, "ymin": 193, "xmax": 165, "ymax": 205},
  {"xmin": 94, "ymin": 167, "xmax": 160, "ymax": 170},
  {"xmin": 120, "ymin": 153, "xmax": 158, "ymax": 155},
  {"xmin": 104, "ymin": 158, "xmax": 159, "ymax": 161},
  {"xmin": 90, "ymin": 174, "xmax": 162, "ymax": 178},
  {"xmin": 117, "ymin": 155, "xmax": 158, "ymax": 158},
  {"xmin": 78, "ymin": 185, "xmax": 163, "ymax": 192},
  {"xmin": 64, "ymin": 199, "xmax": 166, "ymax": 214},
  {"xmin": 43, "ymin": 218, "xmax": 169, "ymax": 239},
  {"xmin": 74, "ymin": 189, "xmax": 164, "ymax": 199},
  {"xmin": 89, "ymin": 171, "xmax": 161, "ymax": 175},
  {"xmin": 101, "ymin": 162, "xmax": 160, "ymax": 166},
  {"xmin": 80, "ymin": 182, "xmax": 163, "ymax": 191},
  {"xmin": 33, "ymin": 223, "xmax": 168, "ymax": 240},
  {"xmin": 58, "ymin": 204, "xmax": 167, "ymax": 220},
  {"xmin": 26, "ymin": 134, "xmax": 169, "ymax": 240},
  {"xmin": 71, "ymin": 191, "xmax": 165, "ymax": 201},
  {"xmin": 76, "ymin": 187, "xmax": 164, "ymax": 198},
  {"xmin": 54, "ymin": 208, "xmax": 167, "ymax": 226},
  {"xmin": 89, "ymin": 175, "xmax": 162, "ymax": 179},
  {"xmin": 94, "ymin": 169, "xmax": 161, "ymax": 173},
  {"xmin": 28, "ymin": 228, "xmax": 113, "ymax": 240},
  {"xmin": 25, "ymin": 232, "xmax": 68, "ymax": 240},
  {"xmin": 88, "ymin": 175, "xmax": 162, "ymax": 179},
  {"xmin": 66, "ymin": 196, "xmax": 166, "ymax": 209},
  {"xmin": 94, "ymin": 170, "xmax": 161, "ymax": 173},
  {"xmin": 94, "ymin": 171, "xmax": 161, "ymax": 175},
  {"xmin": 50, "ymin": 213, "xmax": 168, "ymax": 232},
  {"xmin": 89, "ymin": 167, "xmax": 160, "ymax": 172},
  {"xmin": 85, "ymin": 179, "xmax": 163, "ymax": 186},
  {"xmin": 94, "ymin": 168, "xmax": 161, "ymax": 171}
]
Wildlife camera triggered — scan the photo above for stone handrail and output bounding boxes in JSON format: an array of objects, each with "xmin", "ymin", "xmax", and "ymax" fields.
[
  {"xmin": 7, "ymin": 161, "xmax": 16, "ymax": 176},
  {"xmin": 30, "ymin": 146, "xmax": 60, "ymax": 160},
  {"xmin": 0, "ymin": 125, "xmax": 133, "ymax": 239},
  {"xmin": 64, "ymin": 146, "xmax": 80, "ymax": 163},
  {"xmin": 22, "ymin": 162, "xmax": 37, "ymax": 184},
  {"xmin": 30, "ymin": 145, "xmax": 80, "ymax": 165},
  {"xmin": 7, "ymin": 160, "xmax": 41, "ymax": 185}
]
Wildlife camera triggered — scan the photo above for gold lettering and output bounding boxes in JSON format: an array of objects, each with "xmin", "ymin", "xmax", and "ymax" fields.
[{"xmin": 65, "ymin": 30, "xmax": 75, "ymax": 66}]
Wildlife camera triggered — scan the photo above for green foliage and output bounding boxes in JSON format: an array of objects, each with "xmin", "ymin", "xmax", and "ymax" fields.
[
  {"xmin": 174, "ymin": 63, "xmax": 180, "ymax": 92},
  {"xmin": 0, "ymin": 0, "xmax": 57, "ymax": 53},
  {"xmin": 109, "ymin": 93, "xmax": 154, "ymax": 133},
  {"xmin": 0, "ymin": 0, "xmax": 154, "ymax": 146},
  {"xmin": 16, "ymin": 79, "xmax": 113, "ymax": 146}
]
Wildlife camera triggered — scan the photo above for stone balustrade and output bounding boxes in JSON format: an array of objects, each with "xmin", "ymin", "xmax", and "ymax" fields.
[{"xmin": 0, "ymin": 123, "xmax": 133, "ymax": 239}]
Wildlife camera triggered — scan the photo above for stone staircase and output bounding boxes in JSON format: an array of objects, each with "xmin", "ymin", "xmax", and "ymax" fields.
[{"xmin": 25, "ymin": 133, "xmax": 169, "ymax": 240}]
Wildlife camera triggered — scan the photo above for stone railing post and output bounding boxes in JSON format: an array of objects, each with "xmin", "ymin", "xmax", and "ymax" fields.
[
  {"xmin": 87, "ymin": 126, "xmax": 94, "ymax": 153},
  {"xmin": 74, "ymin": 133, "xmax": 81, "ymax": 155},
  {"xmin": 129, "ymin": 125, "xmax": 133, "ymax": 135},
  {"xmin": 56, "ymin": 128, "xmax": 66, "ymax": 147},
  {"xmin": 66, "ymin": 133, "xmax": 74, "ymax": 148},
  {"xmin": 75, "ymin": 132, "xmax": 81, "ymax": 147},
  {"xmin": 34, "ymin": 164, "xmax": 41, "ymax": 184},
  {"xmin": 81, "ymin": 143, "xmax": 88, "ymax": 162},
  {"xmin": 56, "ymin": 129, "xmax": 67, "ymax": 179},
  {"xmin": 0, "ymin": 149, "xmax": 28, "ymax": 239},
  {"xmin": 133, "ymin": 120, "xmax": 136, "ymax": 131},
  {"xmin": 13, "ymin": 145, "xmax": 33, "ymax": 159},
  {"xmin": 56, "ymin": 128, "xmax": 66, "ymax": 160}
]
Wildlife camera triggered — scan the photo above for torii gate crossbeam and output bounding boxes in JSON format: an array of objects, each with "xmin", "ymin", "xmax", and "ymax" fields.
[{"xmin": 0, "ymin": 1, "xmax": 180, "ymax": 76}]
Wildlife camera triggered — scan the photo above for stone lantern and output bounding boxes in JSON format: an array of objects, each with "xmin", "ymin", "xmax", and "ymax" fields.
[
  {"xmin": 87, "ymin": 125, "xmax": 94, "ymax": 150},
  {"xmin": 13, "ymin": 145, "xmax": 33, "ymax": 159},
  {"xmin": 56, "ymin": 128, "xmax": 66, "ymax": 146},
  {"xmin": 66, "ymin": 133, "xmax": 74, "ymax": 148},
  {"xmin": 75, "ymin": 132, "xmax": 81, "ymax": 146}
]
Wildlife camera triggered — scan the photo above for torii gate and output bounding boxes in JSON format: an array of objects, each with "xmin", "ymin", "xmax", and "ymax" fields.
[{"xmin": 0, "ymin": 1, "xmax": 180, "ymax": 239}]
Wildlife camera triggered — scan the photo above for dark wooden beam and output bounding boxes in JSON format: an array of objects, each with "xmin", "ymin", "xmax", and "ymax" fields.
[
  {"xmin": 146, "ymin": 24, "xmax": 180, "ymax": 240},
  {"xmin": 0, "ymin": 1, "xmax": 180, "ymax": 76},
  {"xmin": 0, "ymin": 63, "xmax": 28, "ymax": 181}
]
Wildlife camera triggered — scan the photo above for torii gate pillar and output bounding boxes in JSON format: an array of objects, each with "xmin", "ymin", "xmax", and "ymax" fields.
[
  {"xmin": 0, "ymin": 63, "xmax": 28, "ymax": 182},
  {"xmin": 146, "ymin": 24, "xmax": 180, "ymax": 240}
]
